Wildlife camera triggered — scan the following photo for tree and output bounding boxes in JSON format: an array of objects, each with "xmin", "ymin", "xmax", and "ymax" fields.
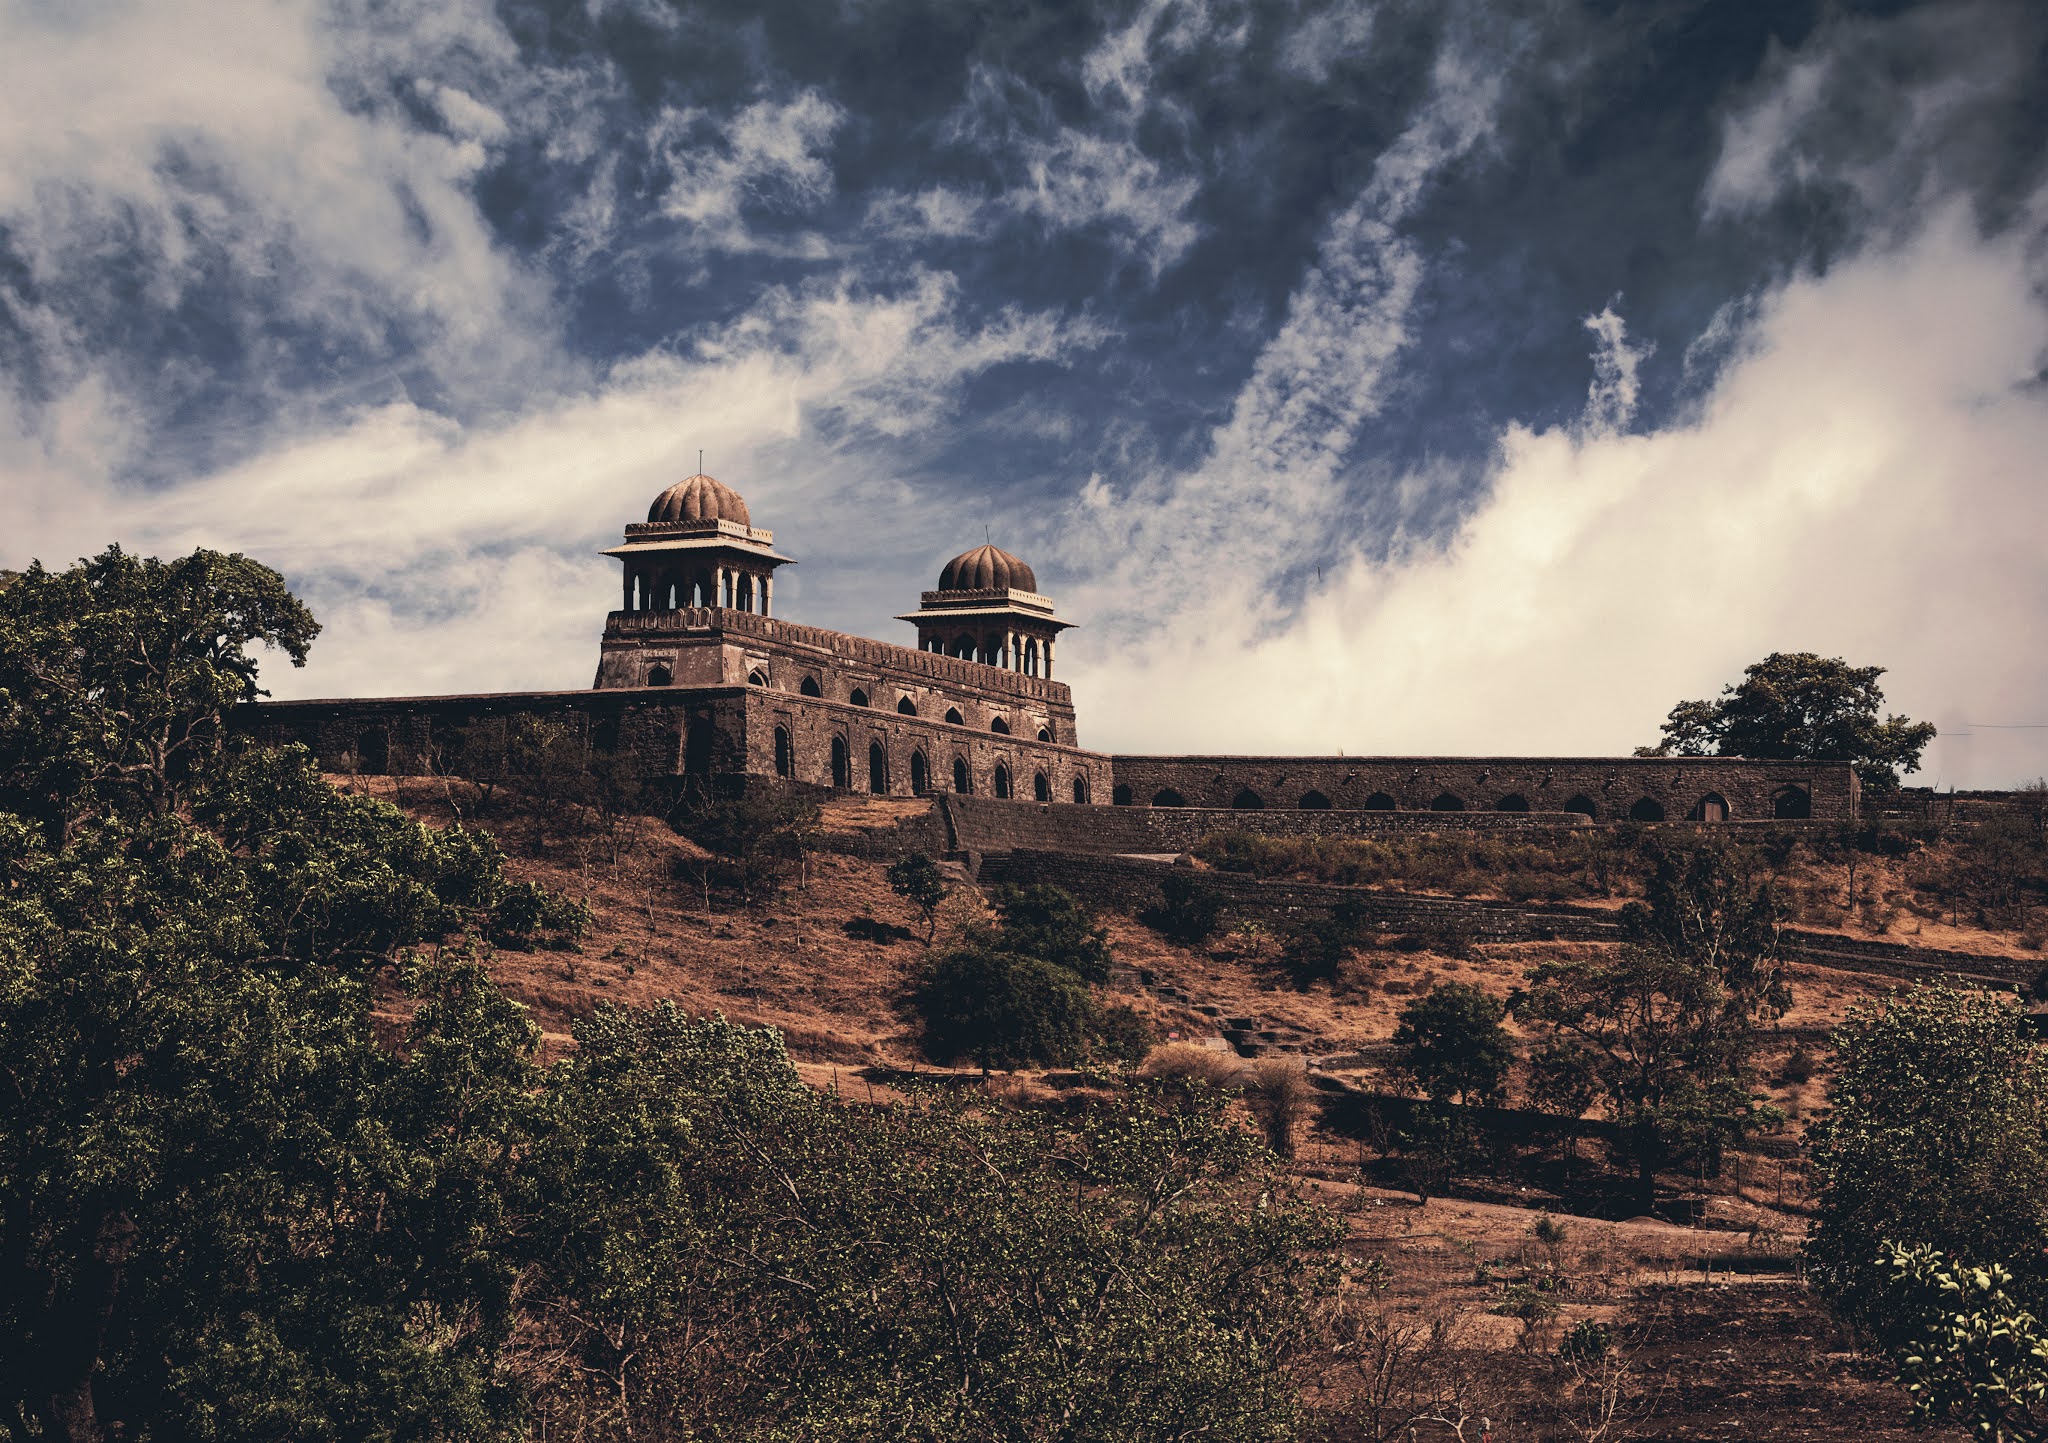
[
  {"xmin": 887, "ymin": 852, "xmax": 950, "ymax": 942},
  {"xmin": 1807, "ymin": 984, "xmax": 2048, "ymax": 1328},
  {"xmin": 1141, "ymin": 870, "xmax": 1226, "ymax": 945},
  {"xmin": 1279, "ymin": 899, "xmax": 1372, "ymax": 990},
  {"xmin": 1874, "ymin": 1244, "xmax": 2048, "ymax": 1442},
  {"xmin": 910, "ymin": 938, "xmax": 1098, "ymax": 1070},
  {"xmin": 1641, "ymin": 651, "xmax": 1936, "ymax": 793},
  {"xmin": 990, "ymin": 883, "xmax": 1115, "ymax": 982},
  {"xmin": 671, "ymin": 789, "xmax": 821, "ymax": 904},
  {"xmin": 1392, "ymin": 983, "xmax": 1515, "ymax": 1107}
]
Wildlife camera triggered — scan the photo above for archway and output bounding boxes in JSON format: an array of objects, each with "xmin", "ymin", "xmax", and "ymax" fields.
[
  {"xmin": 1113, "ymin": 784, "xmax": 1133, "ymax": 806},
  {"xmin": 684, "ymin": 720, "xmax": 713, "ymax": 776},
  {"xmin": 953, "ymin": 757, "xmax": 971, "ymax": 793},
  {"xmin": 1024, "ymin": 638, "xmax": 1039, "ymax": 677},
  {"xmin": 1151, "ymin": 788, "xmax": 1185, "ymax": 807},
  {"xmin": 1690, "ymin": 792, "xmax": 1729, "ymax": 822},
  {"xmin": 994, "ymin": 764, "xmax": 1012, "ymax": 800},
  {"xmin": 945, "ymin": 707, "xmax": 964, "ymax": 725},
  {"xmin": 737, "ymin": 574, "xmax": 755, "ymax": 611},
  {"xmin": 1430, "ymin": 793, "xmax": 1465, "ymax": 812},
  {"xmin": 1231, "ymin": 787, "xmax": 1265, "ymax": 810},
  {"xmin": 1629, "ymin": 797, "xmax": 1666, "ymax": 823},
  {"xmin": 1495, "ymin": 794, "xmax": 1530, "ymax": 813},
  {"xmin": 849, "ymin": 688, "xmax": 869, "ymax": 708},
  {"xmin": 1297, "ymin": 790, "xmax": 1332, "ymax": 810},
  {"xmin": 1072, "ymin": 776, "xmax": 1090, "ymax": 803},
  {"xmin": 991, "ymin": 717, "xmax": 1010, "ymax": 735},
  {"xmin": 897, "ymin": 696, "xmax": 917, "ymax": 716},
  {"xmin": 1773, "ymin": 785, "xmax": 1811, "ymax": 820},
  {"xmin": 910, "ymin": 751, "xmax": 929, "ymax": 794},
  {"xmin": 800, "ymin": 675, "xmax": 822, "ymax": 697},
  {"xmin": 868, "ymin": 742, "xmax": 889, "ymax": 795},
  {"xmin": 1364, "ymin": 792, "xmax": 1396, "ymax": 811},
  {"xmin": 831, "ymin": 737, "xmax": 850, "ymax": 790},
  {"xmin": 356, "ymin": 727, "xmax": 389, "ymax": 775},
  {"xmin": 1564, "ymin": 795, "xmax": 1597, "ymax": 820},
  {"xmin": 748, "ymin": 670, "xmax": 766, "ymax": 686},
  {"xmin": 1037, "ymin": 727, "xmax": 1052, "ymax": 743},
  {"xmin": 1033, "ymin": 771, "xmax": 1050, "ymax": 802},
  {"xmin": 774, "ymin": 727, "xmax": 793, "ymax": 779},
  {"xmin": 952, "ymin": 635, "xmax": 975, "ymax": 659},
  {"xmin": 647, "ymin": 663, "xmax": 673, "ymax": 687}
]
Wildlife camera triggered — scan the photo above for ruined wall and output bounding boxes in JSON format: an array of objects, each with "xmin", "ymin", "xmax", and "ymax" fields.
[{"xmin": 1106, "ymin": 754, "xmax": 1859, "ymax": 823}]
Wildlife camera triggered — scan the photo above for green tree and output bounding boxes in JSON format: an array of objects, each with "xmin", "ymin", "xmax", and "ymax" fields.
[
  {"xmin": 1807, "ymin": 984, "xmax": 2048, "ymax": 1327},
  {"xmin": 1875, "ymin": 1243, "xmax": 2048, "ymax": 1442},
  {"xmin": 911, "ymin": 937, "xmax": 1098, "ymax": 1070},
  {"xmin": 1392, "ymin": 982, "xmax": 1515, "ymax": 1107},
  {"xmin": 1278, "ymin": 899, "xmax": 1372, "ymax": 990},
  {"xmin": 887, "ymin": 852, "xmax": 950, "ymax": 942},
  {"xmin": 671, "ymin": 789, "xmax": 821, "ymax": 904},
  {"xmin": 1640, "ymin": 650, "xmax": 1936, "ymax": 793},
  {"xmin": 990, "ymin": 883, "xmax": 1115, "ymax": 982},
  {"xmin": 1141, "ymin": 870, "xmax": 1226, "ymax": 944}
]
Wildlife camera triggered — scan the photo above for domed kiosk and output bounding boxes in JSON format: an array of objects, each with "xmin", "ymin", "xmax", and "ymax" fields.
[
  {"xmin": 603, "ymin": 472, "xmax": 792, "ymax": 616},
  {"xmin": 898, "ymin": 542, "xmax": 1071, "ymax": 678}
]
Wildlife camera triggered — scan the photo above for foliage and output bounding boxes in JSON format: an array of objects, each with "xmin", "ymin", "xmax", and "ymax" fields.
[
  {"xmin": 1279, "ymin": 900, "xmax": 1374, "ymax": 989},
  {"xmin": 491, "ymin": 879, "xmax": 595, "ymax": 950},
  {"xmin": 1874, "ymin": 1243, "xmax": 2048, "ymax": 1442},
  {"xmin": 886, "ymin": 852, "xmax": 949, "ymax": 941},
  {"xmin": 1807, "ymin": 984, "xmax": 2048, "ymax": 1326},
  {"xmin": 909, "ymin": 937, "xmax": 1099, "ymax": 1069},
  {"xmin": 1392, "ymin": 982, "xmax": 1515, "ymax": 1107},
  {"xmin": 990, "ymin": 883, "xmax": 1115, "ymax": 982},
  {"xmin": 1096, "ymin": 1002, "xmax": 1159, "ymax": 1064},
  {"xmin": 1642, "ymin": 650, "xmax": 1936, "ymax": 793},
  {"xmin": 1142, "ymin": 869, "xmax": 1227, "ymax": 944},
  {"xmin": 671, "ymin": 789, "xmax": 821, "ymax": 903},
  {"xmin": 1139, "ymin": 1043, "xmax": 1247, "ymax": 1091},
  {"xmin": 1247, "ymin": 1059, "xmax": 1313, "ymax": 1160},
  {"xmin": 1196, "ymin": 827, "xmax": 1637, "ymax": 901}
]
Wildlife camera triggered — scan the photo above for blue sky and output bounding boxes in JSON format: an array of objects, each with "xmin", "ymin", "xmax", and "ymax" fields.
[{"xmin": 2, "ymin": 0, "xmax": 2045, "ymax": 784}]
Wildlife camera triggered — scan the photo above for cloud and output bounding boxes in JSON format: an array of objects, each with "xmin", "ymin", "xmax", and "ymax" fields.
[
  {"xmin": 1066, "ymin": 205, "xmax": 2048, "ymax": 788},
  {"xmin": 654, "ymin": 90, "xmax": 846, "ymax": 255}
]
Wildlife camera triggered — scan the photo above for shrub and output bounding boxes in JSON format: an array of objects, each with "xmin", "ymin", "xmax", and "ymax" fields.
[
  {"xmin": 1558, "ymin": 1319, "xmax": 1612, "ymax": 1363},
  {"xmin": 992, "ymin": 884, "xmax": 1115, "ymax": 982},
  {"xmin": 1392, "ymin": 982, "xmax": 1514, "ymax": 1106},
  {"xmin": 911, "ymin": 939, "xmax": 1096, "ymax": 1070},
  {"xmin": 492, "ymin": 880, "xmax": 594, "ymax": 949},
  {"xmin": 886, "ymin": 852, "xmax": 949, "ymax": 942},
  {"xmin": 1094, "ymin": 1004, "xmax": 1157, "ymax": 1065},
  {"xmin": 1141, "ymin": 871, "xmax": 1226, "ymax": 945},
  {"xmin": 1138, "ymin": 1043, "xmax": 1245, "ymax": 1090},
  {"xmin": 1247, "ymin": 1059, "xmax": 1313, "ymax": 1159}
]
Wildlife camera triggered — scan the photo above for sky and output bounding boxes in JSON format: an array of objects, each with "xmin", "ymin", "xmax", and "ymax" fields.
[{"xmin": 1, "ymin": 0, "xmax": 2044, "ymax": 786}]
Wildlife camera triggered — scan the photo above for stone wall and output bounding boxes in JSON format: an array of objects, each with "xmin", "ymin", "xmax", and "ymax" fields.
[{"xmin": 1106, "ymin": 753, "xmax": 1859, "ymax": 823}]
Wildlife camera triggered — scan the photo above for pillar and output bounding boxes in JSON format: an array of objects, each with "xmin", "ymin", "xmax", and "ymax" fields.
[
  {"xmin": 717, "ymin": 567, "xmax": 728, "ymax": 609},
  {"xmin": 1044, "ymin": 635, "xmax": 1054, "ymax": 679},
  {"xmin": 763, "ymin": 573, "xmax": 773, "ymax": 617}
]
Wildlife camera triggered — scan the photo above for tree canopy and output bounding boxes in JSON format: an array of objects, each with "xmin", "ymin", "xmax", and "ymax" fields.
[{"xmin": 1640, "ymin": 651, "xmax": 1935, "ymax": 792}]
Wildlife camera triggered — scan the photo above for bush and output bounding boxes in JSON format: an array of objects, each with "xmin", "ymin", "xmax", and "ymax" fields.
[
  {"xmin": 887, "ymin": 853, "xmax": 949, "ymax": 942},
  {"xmin": 1558, "ymin": 1319, "xmax": 1612, "ymax": 1363},
  {"xmin": 492, "ymin": 880, "xmax": 594, "ymax": 949},
  {"xmin": 992, "ymin": 885, "xmax": 1115, "ymax": 982},
  {"xmin": 1247, "ymin": 1059, "xmax": 1313, "ymax": 1159},
  {"xmin": 1138, "ymin": 1043, "xmax": 1245, "ymax": 1090},
  {"xmin": 1094, "ymin": 1004, "xmax": 1157, "ymax": 1065},
  {"xmin": 911, "ymin": 939, "xmax": 1097, "ymax": 1070},
  {"xmin": 1392, "ymin": 982, "xmax": 1514, "ymax": 1106},
  {"xmin": 1141, "ymin": 871, "xmax": 1226, "ymax": 945}
]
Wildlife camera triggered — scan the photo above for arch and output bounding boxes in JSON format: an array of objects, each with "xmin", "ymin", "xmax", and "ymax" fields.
[
  {"xmin": 1773, "ymin": 785, "xmax": 1811, "ymax": 820},
  {"xmin": 910, "ymin": 750, "xmax": 929, "ymax": 794},
  {"xmin": 1363, "ymin": 792, "xmax": 1396, "ymax": 811},
  {"xmin": 1231, "ymin": 787, "xmax": 1265, "ymax": 810},
  {"xmin": 990, "ymin": 717, "xmax": 1010, "ymax": 735},
  {"xmin": 739, "ymin": 574, "xmax": 757, "ymax": 611},
  {"xmin": 1430, "ymin": 793, "xmax": 1465, "ymax": 812},
  {"xmin": 800, "ymin": 675, "xmax": 823, "ymax": 697},
  {"xmin": 747, "ymin": 670, "xmax": 766, "ymax": 686},
  {"xmin": 953, "ymin": 756, "xmax": 971, "ymax": 794},
  {"xmin": 831, "ymin": 737, "xmax": 850, "ymax": 790},
  {"xmin": 1297, "ymin": 790, "xmax": 1332, "ymax": 810},
  {"xmin": 691, "ymin": 571, "xmax": 712, "ymax": 608},
  {"xmin": 1023, "ymin": 637, "xmax": 1040, "ymax": 677},
  {"xmin": 1690, "ymin": 791, "xmax": 1729, "ymax": 823},
  {"xmin": 1037, "ymin": 727, "xmax": 1052, "ymax": 743},
  {"xmin": 849, "ymin": 688, "xmax": 869, "ymax": 708},
  {"xmin": 647, "ymin": 663, "xmax": 673, "ymax": 687},
  {"xmin": 897, "ymin": 695, "xmax": 917, "ymax": 716},
  {"xmin": 1033, "ymin": 771, "xmax": 1050, "ymax": 802},
  {"xmin": 1072, "ymin": 776, "xmax": 1090, "ymax": 804},
  {"xmin": 773, "ymin": 726, "xmax": 793, "ymax": 779},
  {"xmin": 868, "ymin": 741, "xmax": 889, "ymax": 795},
  {"xmin": 1495, "ymin": 794, "xmax": 1530, "ymax": 813},
  {"xmin": 1113, "ymin": 783, "xmax": 1134, "ymax": 806},
  {"xmin": 951, "ymin": 634, "xmax": 976, "ymax": 659},
  {"xmin": 1563, "ymin": 794, "xmax": 1598, "ymax": 820},
  {"xmin": 994, "ymin": 764, "xmax": 1012, "ymax": 800},
  {"xmin": 589, "ymin": 714, "xmax": 620, "ymax": 755},
  {"xmin": 356, "ymin": 726, "xmax": 389, "ymax": 775},
  {"xmin": 945, "ymin": 707, "xmax": 964, "ymax": 725},
  {"xmin": 684, "ymin": 720, "xmax": 713, "ymax": 776},
  {"xmin": 1629, "ymin": 796, "xmax": 1666, "ymax": 823},
  {"xmin": 1151, "ymin": 788, "xmax": 1186, "ymax": 808}
]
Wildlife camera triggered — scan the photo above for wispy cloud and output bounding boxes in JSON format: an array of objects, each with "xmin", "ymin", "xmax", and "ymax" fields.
[{"xmin": 654, "ymin": 90, "xmax": 846, "ymax": 256}]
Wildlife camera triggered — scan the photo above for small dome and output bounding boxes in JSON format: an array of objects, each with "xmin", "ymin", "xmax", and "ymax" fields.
[
  {"xmin": 938, "ymin": 543, "xmax": 1037, "ymax": 593},
  {"xmin": 648, "ymin": 473, "xmax": 749, "ymax": 527}
]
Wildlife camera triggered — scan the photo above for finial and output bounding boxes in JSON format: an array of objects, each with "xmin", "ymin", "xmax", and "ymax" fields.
[
  {"xmin": 985, "ymin": 524, "xmax": 991, "ymax": 545},
  {"xmin": 698, "ymin": 448, "xmax": 704, "ymax": 475}
]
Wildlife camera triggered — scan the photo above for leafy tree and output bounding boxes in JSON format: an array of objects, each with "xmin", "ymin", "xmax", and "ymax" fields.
[
  {"xmin": 1393, "ymin": 983, "xmax": 1515, "ymax": 1107},
  {"xmin": 1279, "ymin": 899, "xmax": 1373, "ymax": 990},
  {"xmin": 1142, "ymin": 870, "xmax": 1226, "ymax": 944},
  {"xmin": 671, "ymin": 789, "xmax": 821, "ymax": 904},
  {"xmin": 887, "ymin": 852, "xmax": 949, "ymax": 942},
  {"xmin": 911, "ymin": 937, "xmax": 1099, "ymax": 1070},
  {"xmin": 1640, "ymin": 650, "xmax": 1936, "ymax": 793},
  {"xmin": 990, "ymin": 883, "xmax": 1115, "ymax": 982},
  {"xmin": 1875, "ymin": 1243, "xmax": 2048, "ymax": 1442},
  {"xmin": 1807, "ymin": 984, "xmax": 2048, "ymax": 1327}
]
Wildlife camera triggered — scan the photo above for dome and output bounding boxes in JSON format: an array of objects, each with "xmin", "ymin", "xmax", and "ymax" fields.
[
  {"xmin": 647, "ymin": 473, "xmax": 749, "ymax": 527},
  {"xmin": 938, "ymin": 543, "xmax": 1037, "ymax": 593}
]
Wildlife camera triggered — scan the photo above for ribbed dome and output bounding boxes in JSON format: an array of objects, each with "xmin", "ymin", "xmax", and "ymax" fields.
[
  {"xmin": 647, "ymin": 473, "xmax": 750, "ymax": 527},
  {"xmin": 938, "ymin": 543, "xmax": 1037, "ymax": 593}
]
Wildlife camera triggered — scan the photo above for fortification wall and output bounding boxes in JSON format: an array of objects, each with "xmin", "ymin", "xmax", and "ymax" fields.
[{"xmin": 1107, "ymin": 754, "xmax": 1859, "ymax": 823}]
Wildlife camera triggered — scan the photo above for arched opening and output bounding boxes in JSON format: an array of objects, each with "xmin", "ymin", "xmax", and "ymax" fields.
[
  {"xmin": 1629, "ymin": 797, "xmax": 1666, "ymax": 823},
  {"xmin": 589, "ymin": 715, "xmax": 620, "ymax": 755},
  {"xmin": 748, "ymin": 670, "xmax": 766, "ymax": 686},
  {"xmin": 647, "ymin": 663, "xmax": 673, "ymax": 687},
  {"xmin": 1037, "ymin": 727, "xmax": 1052, "ymax": 743},
  {"xmin": 1072, "ymin": 776, "xmax": 1090, "ymax": 804},
  {"xmin": 1430, "ymin": 793, "xmax": 1465, "ymax": 812},
  {"xmin": 691, "ymin": 572, "xmax": 711, "ymax": 607},
  {"xmin": 1113, "ymin": 784, "xmax": 1133, "ymax": 806},
  {"xmin": 1297, "ymin": 790, "xmax": 1332, "ymax": 810},
  {"xmin": 1231, "ymin": 787, "xmax": 1265, "ymax": 810},
  {"xmin": 356, "ymin": 727, "xmax": 389, "ymax": 775},
  {"xmin": 983, "ymin": 639, "xmax": 1006, "ymax": 668},
  {"xmin": 1773, "ymin": 785, "xmax": 1811, "ymax": 820},
  {"xmin": 897, "ymin": 696, "xmax": 917, "ymax": 716},
  {"xmin": 684, "ymin": 721, "xmax": 714, "ymax": 776},
  {"xmin": 1690, "ymin": 792, "xmax": 1729, "ymax": 822},
  {"xmin": 1564, "ymin": 795, "xmax": 1598, "ymax": 820},
  {"xmin": 953, "ymin": 757, "xmax": 971, "ymax": 793},
  {"xmin": 849, "ymin": 688, "xmax": 869, "ymax": 708},
  {"xmin": 800, "ymin": 675, "xmax": 822, "ymax": 697},
  {"xmin": 1363, "ymin": 792, "xmax": 1396, "ymax": 811},
  {"xmin": 737, "ymin": 574, "xmax": 755, "ymax": 612},
  {"xmin": 910, "ymin": 751, "xmax": 929, "ymax": 794},
  {"xmin": 1024, "ymin": 638, "xmax": 1040, "ymax": 677},
  {"xmin": 774, "ymin": 726, "xmax": 793, "ymax": 779},
  {"xmin": 951, "ymin": 635, "xmax": 976, "ymax": 659},
  {"xmin": 831, "ymin": 737, "xmax": 850, "ymax": 790},
  {"xmin": 1495, "ymin": 794, "xmax": 1530, "ymax": 813},
  {"xmin": 945, "ymin": 707, "xmax": 964, "ymax": 725},
  {"xmin": 994, "ymin": 764, "xmax": 1012, "ymax": 800},
  {"xmin": 1151, "ymin": 788, "xmax": 1186, "ymax": 808},
  {"xmin": 1033, "ymin": 771, "xmax": 1050, "ymax": 802},
  {"xmin": 991, "ymin": 717, "xmax": 1010, "ymax": 735},
  {"xmin": 868, "ymin": 742, "xmax": 889, "ymax": 795}
]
